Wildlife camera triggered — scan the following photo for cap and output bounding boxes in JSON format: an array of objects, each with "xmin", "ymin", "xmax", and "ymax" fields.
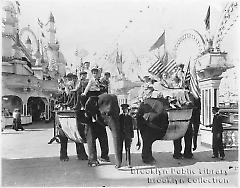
[
  {"xmin": 212, "ymin": 106, "xmax": 220, "ymax": 111},
  {"xmin": 104, "ymin": 72, "xmax": 111, "ymax": 76},
  {"xmin": 79, "ymin": 71, "xmax": 87, "ymax": 75},
  {"xmin": 91, "ymin": 66, "xmax": 99, "ymax": 73},
  {"xmin": 121, "ymin": 104, "xmax": 129, "ymax": 109}
]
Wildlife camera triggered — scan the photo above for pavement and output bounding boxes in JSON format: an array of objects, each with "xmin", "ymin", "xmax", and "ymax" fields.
[{"xmin": 1, "ymin": 121, "xmax": 238, "ymax": 187}]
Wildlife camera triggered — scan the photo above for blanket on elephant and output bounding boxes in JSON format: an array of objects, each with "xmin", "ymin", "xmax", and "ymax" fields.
[
  {"xmin": 137, "ymin": 98, "xmax": 194, "ymax": 140},
  {"xmin": 57, "ymin": 110, "xmax": 86, "ymax": 143}
]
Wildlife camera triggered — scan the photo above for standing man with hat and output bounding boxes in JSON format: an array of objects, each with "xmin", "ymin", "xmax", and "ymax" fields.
[
  {"xmin": 83, "ymin": 62, "xmax": 91, "ymax": 79},
  {"xmin": 206, "ymin": 107, "xmax": 225, "ymax": 160},
  {"xmin": 71, "ymin": 71, "xmax": 88, "ymax": 110},
  {"xmin": 119, "ymin": 104, "xmax": 134, "ymax": 167}
]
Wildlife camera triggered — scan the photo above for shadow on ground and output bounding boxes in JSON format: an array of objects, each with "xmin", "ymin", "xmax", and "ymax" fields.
[{"xmin": 2, "ymin": 149, "xmax": 238, "ymax": 187}]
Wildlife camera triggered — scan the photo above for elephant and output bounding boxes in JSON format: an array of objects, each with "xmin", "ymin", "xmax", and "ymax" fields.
[
  {"xmin": 57, "ymin": 93, "xmax": 123, "ymax": 168},
  {"xmin": 136, "ymin": 89, "xmax": 201, "ymax": 164}
]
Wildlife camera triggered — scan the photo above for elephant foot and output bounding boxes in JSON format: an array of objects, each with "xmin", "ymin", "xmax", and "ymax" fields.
[
  {"xmin": 77, "ymin": 155, "xmax": 88, "ymax": 160},
  {"xmin": 60, "ymin": 156, "xmax": 69, "ymax": 161},
  {"xmin": 183, "ymin": 153, "xmax": 193, "ymax": 159},
  {"xmin": 143, "ymin": 157, "xmax": 156, "ymax": 165},
  {"xmin": 173, "ymin": 153, "xmax": 183, "ymax": 159},
  {"xmin": 88, "ymin": 160, "xmax": 100, "ymax": 167}
]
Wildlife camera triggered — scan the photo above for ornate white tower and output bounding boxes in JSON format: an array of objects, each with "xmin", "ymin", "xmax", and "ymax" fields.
[{"xmin": 49, "ymin": 12, "xmax": 57, "ymax": 47}]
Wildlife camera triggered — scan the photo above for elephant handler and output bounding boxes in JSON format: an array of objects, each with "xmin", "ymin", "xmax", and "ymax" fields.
[
  {"xmin": 206, "ymin": 107, "xmax": 225, "ymax": 160},
  {"xmin": 119, "ymin": 104, "xmax": 134, "ymax": 167}
]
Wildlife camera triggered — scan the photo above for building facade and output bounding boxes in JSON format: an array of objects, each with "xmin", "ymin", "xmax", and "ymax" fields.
[{"xmin": 2, "ymin": 1, "xmax": 67, "ymax": 126}]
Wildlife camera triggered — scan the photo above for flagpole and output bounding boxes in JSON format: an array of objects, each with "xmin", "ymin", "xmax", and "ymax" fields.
[{"xmin": 164, "ymin": 30, "xmax": 166, "ymax": 54}]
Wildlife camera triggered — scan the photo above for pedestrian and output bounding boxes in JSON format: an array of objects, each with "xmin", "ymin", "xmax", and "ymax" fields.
[
  {"xmin": 206, "ymin": 107, "xmax": 225, "ymax": 160},
  {"xmin": 119, "ymin": 104, "xmax": 134, "ymax": 167},
  {"xmin": 12, "ymin": 109, "xmax": 24, "ymax": 131}
]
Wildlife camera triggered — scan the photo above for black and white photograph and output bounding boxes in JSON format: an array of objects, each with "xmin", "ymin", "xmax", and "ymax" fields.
[{"xmin": 1, "ymin": 0, "xmax": 239, "ymax": 187}]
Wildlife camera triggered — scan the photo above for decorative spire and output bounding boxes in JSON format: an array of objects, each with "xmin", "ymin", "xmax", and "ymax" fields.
[
  {"xmin": 50, "ymin": 12, "xmax": 55, "ymax": 23},
  {"xmin": 25, "ymin": 36, "xmax": 31, "ymax": 44},
  {"xmin": 34, "ymin": 40, "xmax": 41, "ymax": 59}
]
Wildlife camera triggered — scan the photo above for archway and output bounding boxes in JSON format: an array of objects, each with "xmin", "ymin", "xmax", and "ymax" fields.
[
  {"xmin": 27, "ymin": 97, "xmax": 46, "ymax": 122},
  {"xmin": 2, "ymin": 95, "xmax": 23, "ymax": 114}
]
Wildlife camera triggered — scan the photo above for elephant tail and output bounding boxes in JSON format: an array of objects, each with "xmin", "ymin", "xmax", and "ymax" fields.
[{"xmin": 136, "ymin": 128, "xmax": 141, "ymax": 150}]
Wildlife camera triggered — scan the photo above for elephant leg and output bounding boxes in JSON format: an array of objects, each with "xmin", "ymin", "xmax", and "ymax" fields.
[
  {"xmin": 97, "ymin": 126, "xmax": 110, "ymax": 162},
  {"xmin": 59, "ymin": 130, "xmax": 69, "ymax": 161},
  {"xmin": 142, "ymin": 139, "xmax": 155, "ymax": 164},
  {"xmin": 112, "ymin": 134, "xmax": 123, "ymax": 168},
  {"xmin": 86, "ymin": 124, "xmax": 99, "ymax": 166},
  {"xmin": 183, "ymin": 124, "xmax": 193, "ymax": 159},
  {"xmin": 193, "ymin": 123, "xmax": 200, "ymax": 151},
  {"xmin": 173, "ymin": 138, "xmax": 183, "ymax": 159},
  {"xmin": 76, "ymin": 143, "xmax": 88, "ymax": 160}
]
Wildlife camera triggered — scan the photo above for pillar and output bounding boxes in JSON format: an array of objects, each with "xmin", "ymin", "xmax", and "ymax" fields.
[
  {"xmin": 196, "ymin": 51, "xmax": 231, "ymax": 147},
  {"xmin": 199, "ymin": 78, "xmax": 222, "ymax": 125}
]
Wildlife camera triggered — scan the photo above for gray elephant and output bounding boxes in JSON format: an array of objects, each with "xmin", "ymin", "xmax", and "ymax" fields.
[
  {"xmin": 136, "ymin": 90, "xmax": 200, "ymax": 164},
  {"xmin": 58, "ymin": 93, "xmax": 123, "ymax": 168}
]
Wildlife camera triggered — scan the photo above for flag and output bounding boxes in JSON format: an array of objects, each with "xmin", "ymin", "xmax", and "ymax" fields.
[
  {"xmin": 38, "ymin": 18, "xmax": 43, "ymax": 28},
  {"xmin": 190, "ymin": 65, "xmax": 201, "ymax": 98},
  {"xmin": 184, "ymin": 61, "xmax": 200, "ymax": 98},
  {"xmin": 204, "ymin": 6, "xmax": 210, "ymax": 30},
  {"xmin": 148, "ymin": 53, "xmax": 177, "ymax": 76},
  {"xmin": 184, "ymin": 61, "xmax": 191, "ymax": 89},
  {"xmin": 149, "ymin": 31, "xmax": 165, "ymax": 51}
]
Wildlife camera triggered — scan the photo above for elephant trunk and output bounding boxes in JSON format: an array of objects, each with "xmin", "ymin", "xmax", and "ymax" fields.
[{"xmin": 108, "ymin": 116, "xmax": 122, "ymax": 168}]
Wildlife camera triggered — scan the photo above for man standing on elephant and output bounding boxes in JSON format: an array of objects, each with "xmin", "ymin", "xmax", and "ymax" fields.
[{"xmin": 119, "ymin": 104, "xmax": 134, "ymax": 167}]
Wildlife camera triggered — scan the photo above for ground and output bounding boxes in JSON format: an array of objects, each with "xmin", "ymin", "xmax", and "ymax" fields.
[{"xmin": 1, "ymin": 121, "xmax": 238, "ymax": 187}]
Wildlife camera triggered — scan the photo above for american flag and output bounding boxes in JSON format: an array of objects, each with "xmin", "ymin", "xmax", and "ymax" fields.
[
  {"xmin": 148, "ymin": 53, "xmax": 177, "ymax": 76},
  {"xmin": 184, "ymin": 61, "xmax": 200, "ymax": 98}
]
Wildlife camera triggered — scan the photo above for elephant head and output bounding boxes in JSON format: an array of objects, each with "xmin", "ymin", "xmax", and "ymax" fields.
[{"xmin": 85, "ymin": 93, "xmax": 122, "ymax": 168}]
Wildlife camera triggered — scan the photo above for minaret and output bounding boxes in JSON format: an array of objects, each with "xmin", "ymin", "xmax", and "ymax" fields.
[
  {"xmin": 2, "ymin": 1, "xmax": 18, "ymax": 57},
  {"xmin": 49, "ymin": 12, "xmax": 56, "ymax": 45},
  {"xmin": 25, "ymin": 36, "xmax": 32, "ymax": 55}
]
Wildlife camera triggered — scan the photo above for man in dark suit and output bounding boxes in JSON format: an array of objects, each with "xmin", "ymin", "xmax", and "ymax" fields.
[
  {"xmin": 207, "ymin": 107, "xmax": 225, "ymax": 160},
  {"xmin": 119, "ymin": 104, "xmax": 134, "ymax": 167}
]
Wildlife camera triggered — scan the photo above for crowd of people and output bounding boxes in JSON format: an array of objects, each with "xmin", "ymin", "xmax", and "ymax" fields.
[
  {"xmin": 56, "ymin": 61, "xmax": 111, "ymax": 111},
  {"xmin": 137, "ymin": 63, "xmax": 188, "ymax": 107}
]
